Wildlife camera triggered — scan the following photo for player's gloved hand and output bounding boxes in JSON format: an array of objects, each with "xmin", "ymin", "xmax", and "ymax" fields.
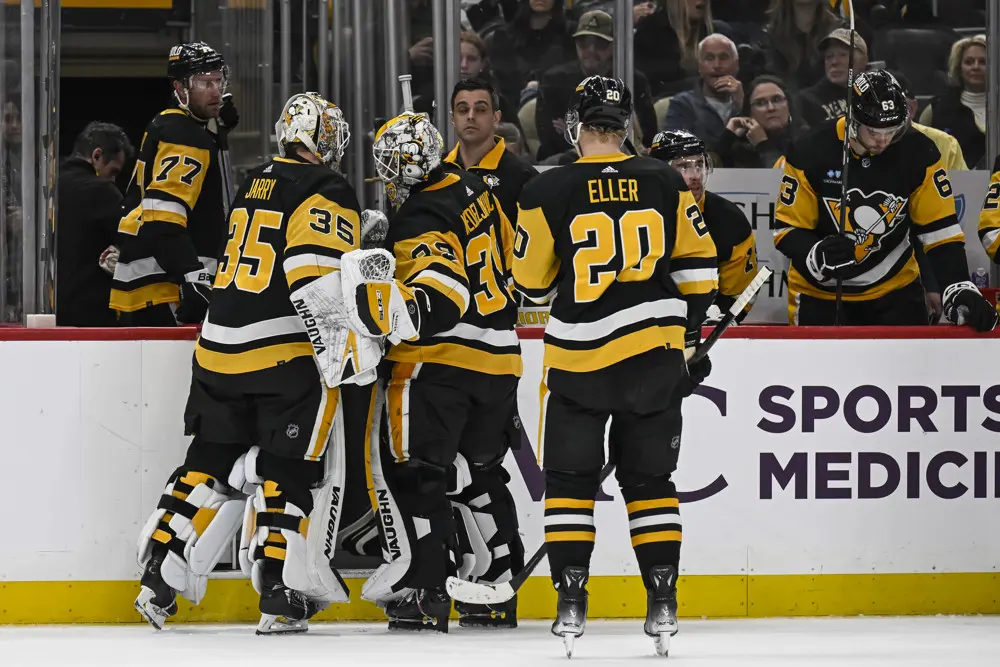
[
  {"xmin": 673, "ymin": 353, "xmax": 712, "ymax": 401},
  {"xmin": 943, "ymin": 281, "xmax": 998, "ymax": 332},
  {"xmin": 360, "ymin": 209, "xmax": 389, "ymax": 250},
  {"xmin": 98, "ymin": 245, "xmax": 119, "ymax": 276},
  {"xmin": 175, "ymin": 268, "xmax": 213, "ymax": 324},
  {"xmin": 218, "ymin": 93, "xmax": 239, "ymax": 130},
  {"xmin": 806, "ymin": 234, "xmax": 856, "ymax": 281}
]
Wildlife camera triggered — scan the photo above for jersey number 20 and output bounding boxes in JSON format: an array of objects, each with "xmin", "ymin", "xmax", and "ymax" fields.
[{"xmin": 570, "ymin": 210, "xmax": 666, "ymax": 303}]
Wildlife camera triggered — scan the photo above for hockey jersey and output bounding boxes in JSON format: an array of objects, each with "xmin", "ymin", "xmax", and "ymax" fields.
[
  {"xmin": 384, "ymin": 164, "xmax": 522, "ymax": 377},
  {"xmin": 513, "ymin": 153, "xmax": 718, "ymax": 373},
  {"xmin": 700, "ymin": 190, "xmax": 759, "ymax": 317},
  {"xmin": 443, "ymin": 136, "xmax": 538, "ymax": 228},
  {"xmin": 774, "ymin": 117, "xmax": 969, "ymax": 303},
  {"xmin": 977, "ymin": 153, "xmax": 1000, "ymax": 261},
  {"xmin": 110, "ymin": 106, "xmax": 226, "ymax": 313},
  {"xmin": 193, "ymin": 156, "xmax": 361, "ymax": 392}
]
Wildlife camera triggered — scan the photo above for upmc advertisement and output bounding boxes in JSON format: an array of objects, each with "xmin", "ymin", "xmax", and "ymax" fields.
[{"xmin": 509, "ymin": 338, "xmax": 1000, "ymax": 579}]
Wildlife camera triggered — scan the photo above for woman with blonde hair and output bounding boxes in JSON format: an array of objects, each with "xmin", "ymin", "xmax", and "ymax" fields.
[
  {"xmin": 634, "ymin": 0, "xmax": 733, "ymax": 97},
  {"xmin": 919, "ymin": 34, "xmax": 987, "ymax": 169}
]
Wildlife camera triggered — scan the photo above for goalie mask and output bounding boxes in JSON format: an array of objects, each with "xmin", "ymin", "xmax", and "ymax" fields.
[
  {"xmin": 373, "ymin": 112, "xmax": 444, "ymax": 208},
  {"xmin": 276, "ymin": 92, "xmax": 350, "ymax": 169}
]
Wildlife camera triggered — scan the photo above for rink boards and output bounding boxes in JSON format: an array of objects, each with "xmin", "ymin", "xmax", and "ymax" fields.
[{"xmin": 0, "ymin": 327, "xmax": 998, "ymax": 623}]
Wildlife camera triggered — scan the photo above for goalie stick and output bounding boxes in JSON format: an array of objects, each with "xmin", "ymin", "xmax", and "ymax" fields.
[{"xmin": 447, "ymin": 268, "xmax": 772, "ymax": 605}]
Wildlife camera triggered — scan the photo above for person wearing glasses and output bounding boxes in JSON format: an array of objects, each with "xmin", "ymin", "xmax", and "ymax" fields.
[{"xmin": 717, "ymin": 75, "xmax": 800, "ymax": 168}]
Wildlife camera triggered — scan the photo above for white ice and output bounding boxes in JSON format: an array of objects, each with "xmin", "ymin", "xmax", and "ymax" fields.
[{"xmin": 2, "ymin": 617, "xmax": 998, "ymax": 667}]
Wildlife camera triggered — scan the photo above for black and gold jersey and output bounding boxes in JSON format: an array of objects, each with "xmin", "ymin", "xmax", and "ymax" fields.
[
  {"xmin": 444, "ymin": 136, "xmax": 538, "ymax": 228},
  {"xmin": 512, "ymin": 153, "xmax": 718, "ymax": 374},
  {"xmin": 774, "ymin": 117, "xmax": 969, "ymax": 303},
  {"xmin": 701, "ymin": 190, "xmax": 759, "ymax": 318},
  {"xmin": 977, "ymin": 154, "xmax": 1000, "ymax": 261},
  {"xmin": 193, "ymin": 156, "xmax": 361, "ymax": 390},
  {"xmin": 110, "ymin": 106, "xmax": 226, "ymax": 313},
  {"xmin": 385, "ymin": 164, "xmax": 521, "ymax": 377}
]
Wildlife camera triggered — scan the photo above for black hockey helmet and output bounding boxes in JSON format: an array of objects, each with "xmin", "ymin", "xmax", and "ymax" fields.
[
  {"xmin": 850, "ymin": 69, "xmax": 907, "ymax": 130},
  {"xmin": 571, "ymin": 75, "xmax": 632, "ymax": 133},
  {"xmin": 650, "ymin": 129, "xmax": 707, "ymax": 163},
  {"xmin": 167, "ymin": 42, "xmax": 228, "ymax": 83}
]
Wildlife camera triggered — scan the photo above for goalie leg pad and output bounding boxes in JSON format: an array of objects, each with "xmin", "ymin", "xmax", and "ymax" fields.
[
  {"xmin": 137, "ymin": 468, "xmax": 245, "ymax": 604},
  {"xmin": 451, "ymin": 462, "xmax": 525, "ymax": 586},
  {"xmin": 362, "ymin": 388, "xmax": 456, "ymax": 603}
]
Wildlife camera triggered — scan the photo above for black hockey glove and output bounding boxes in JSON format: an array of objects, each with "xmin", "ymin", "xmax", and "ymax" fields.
[
  {"xmin": 175, "ymin": 270, "xmax": 213, "ymax": 324},
  {"xmin": 673, "ymin": 355, "xmax": 712, "ymax": 401},
  {"xmin": 219, "ymin": 93, "xmax": 239, "ymax": 130},
  {"xmin": 943, "ymin": 281, "xmax": 998, "ymax": 332},
  {"xmin": 806, "ymin": 235, "xmax": 856, "ymax": 281}
]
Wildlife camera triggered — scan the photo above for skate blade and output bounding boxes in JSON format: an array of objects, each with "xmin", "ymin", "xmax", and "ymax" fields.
[
  {"xmin": 134, "ymin": 588, "xmax": 168, "ymax": 631},
  {"xmin": 563, "ymin": 634, "xmax": 575, "ymax": 658},
  {"xmin": 256, "ymin": 614, "xmax": 309, "ymax": 635},
  {"xmin": 653, "ymin": 631, "xmax": 670, "ymax": 657}
]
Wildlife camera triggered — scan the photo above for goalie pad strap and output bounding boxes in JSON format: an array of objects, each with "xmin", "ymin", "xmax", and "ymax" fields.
[
  {"xmin": 157, "ymin": 494, "xmax": 199, "ymax": 520},
  {"xmin": 256, "ymin": 512, "xmax": 310, "ymax": 534}
]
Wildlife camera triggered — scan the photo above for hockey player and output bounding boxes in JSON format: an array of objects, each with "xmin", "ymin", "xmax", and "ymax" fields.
[
  {"xmin": 650, "ymin": 129, "xmax": 760, "ymax": 322},
  {"xmin": 110, "ymin": 42, "xmax": 237, "ymax": 326},
  {"xmin": 774, "ymin": 69, "xmax": 996, "ymax": 331},
  {"xmin": 135, "ymin": 92, "xmax": 366, "ymax": 634},
  {"xmin": 351, "ymin": 111, "xmax": 524, "ymax": 632},
  {"xmin": 512, "ymin": 76, "xmax": 718, "ymax": 657},
  {"xmin": 977, "ymin": 154, "xmax": 1000, "ymax": 265}
]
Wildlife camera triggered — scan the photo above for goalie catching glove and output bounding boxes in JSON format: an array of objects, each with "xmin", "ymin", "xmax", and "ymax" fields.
[
  {"xmin": 943, "ymin": 281, "xmax": 998, "ymax": 332},
  {"xmin": 341, "ymin": 249, "xmax": 424, "ymax": 344}
]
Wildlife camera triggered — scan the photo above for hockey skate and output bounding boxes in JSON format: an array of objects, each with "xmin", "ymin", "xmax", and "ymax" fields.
[
  {"xmin": 456, "ymin": 594, "xmax": 518, "ymax": 629},
  {"xmin": 385, "ymin": 588, "xmax": 451, "ymax": 633},
  {"xmin": 551, "ymin": 566, "xmax": 588, "ymax": 658},
  {"xmin": 256, "ymin": 580, "xmax": 322, "ymax": 635},
  {"xmin": 134, "ymin": 554, "xmax": 178, "ymax": 630},
  {"xmin": 644, "ymin": 565, "xmax": 679, "ymax": 657}
]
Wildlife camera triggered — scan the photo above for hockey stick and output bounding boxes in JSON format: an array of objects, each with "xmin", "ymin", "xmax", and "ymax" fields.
[
  {"xmin": 688, "ymin": 266, "xmax": 772, "ymax": 364},
  {"xmin": 445, "ymin": 461, "xmax": 617, "ymax": 605},
  {"xmin": 834, "ymin": 0, "xmax": 858, "ymax": 326}
]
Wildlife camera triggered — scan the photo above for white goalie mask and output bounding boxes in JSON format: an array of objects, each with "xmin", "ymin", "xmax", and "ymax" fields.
[
  {"xmin": 372, "ymin": 112, "xmax": 444, "ymax": 208},
  {"xmin": 275, "ymin": 92, "xmax": 350, "ymax": 168}
]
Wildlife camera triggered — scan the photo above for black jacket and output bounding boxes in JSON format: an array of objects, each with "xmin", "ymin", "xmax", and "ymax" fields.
[
  {"xmin": 926, "ymin": 87, "xmax": 986, "ymax": 170},
  {"xmin": 444, "ymin": 136, "xmax": 537, "ymax": 228},
  {"xmin": 56, "ymin": 157, "xmax": 123, "ymax": 326},
  {"xmin": 535, "ymin": 61, "xmax": 657, "ymax": 160},
  {"xmin": 716, "ymin": 127, "xmax": 793, "ymax": 169},
  {"xmin": 633, "ymin": 11, "xmax": 733, "ymax": 97},
  {"xmin": 799, "ymin": 77, "xmax": 849, "ymax": 127}
]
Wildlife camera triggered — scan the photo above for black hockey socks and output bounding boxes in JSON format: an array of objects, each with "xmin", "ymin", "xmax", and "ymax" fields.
[
  {"xmin": 544, "ymin": 469, "xmax": 601, "ymax": 586},
  {"xmin": 620, "ymin": 479, "xmax": 682, "ymax": 590}
]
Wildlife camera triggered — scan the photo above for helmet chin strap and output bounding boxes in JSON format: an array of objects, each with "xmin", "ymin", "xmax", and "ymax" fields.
[{"xmin": 174, "ymin": 82, "xmax": 209, "ymax": 123}]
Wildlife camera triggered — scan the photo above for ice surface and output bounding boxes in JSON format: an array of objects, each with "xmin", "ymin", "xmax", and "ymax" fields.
[{"xmin": 1, "ymin": 617, "xmax": 998, "ymax": 667}]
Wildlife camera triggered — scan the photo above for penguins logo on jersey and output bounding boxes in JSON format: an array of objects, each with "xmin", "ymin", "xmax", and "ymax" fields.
[
  {"xmin": 484, "ymin": 174, "xmax": 500, "ymax": 189},
  {"xmin": 823, "ymin": 190, "xmax": 908, "ymax": 264}
]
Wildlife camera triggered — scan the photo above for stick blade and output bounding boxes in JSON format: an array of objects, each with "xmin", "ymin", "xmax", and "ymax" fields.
[{"xmin": 445, "ymin": 576, "xmax": 516, "ymax": 605}]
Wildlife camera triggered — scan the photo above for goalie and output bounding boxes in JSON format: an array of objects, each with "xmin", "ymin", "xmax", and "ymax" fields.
[
  {"xmin": 345, "ymin": 112, "xmax": 524, "ymax": 633},
  {"xmin": 135, "ymin": 92, "xmax": 377, "ymax": 635}
]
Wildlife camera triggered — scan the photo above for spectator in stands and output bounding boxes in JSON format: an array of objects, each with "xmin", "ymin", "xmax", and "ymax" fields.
[
  {"xmin": 798, "ymin": 28, "xmax": 869, "ymax": 127},
  {"xmin": 890, "ymin": 70, "xmax": 967, "ymax": 170},
  {"xmin": 497, "ymin": 121, "xmax": 530, "ymax": 160},
  {"xmin": 634, "ymin": 0, "xmax": 733, "ymax": 97},
  {"xmin": 534, "ymin": 9, "xmax": 657, "ymax": 159},
  {"xmin": 459, "ymin": 31, "xmax": 519, "ymax": 127},
  {"xmin": 445, "ymin": 78, "xmax": 538, "ymax": 226},
  {"xmin": 56, "ymin": 122, "xmax": 133, "ymax": 327},
  {"xmin": 716, "ymin": 75, "xmax": 798, "ymax": 168},
  {"xmin": 486, "ymin": 0, "xmax": 575, "ymax": 114},
  {"xmin": 762, "ymin": 0, "xmax": 844, "ymax": 91},
  {"xmin": 919, "ymin": 34, "xmax": 987, "ymax": 169},
  {"xmin": 663, "ymin": 33, "xmax": 742, "ymax": 153}
]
